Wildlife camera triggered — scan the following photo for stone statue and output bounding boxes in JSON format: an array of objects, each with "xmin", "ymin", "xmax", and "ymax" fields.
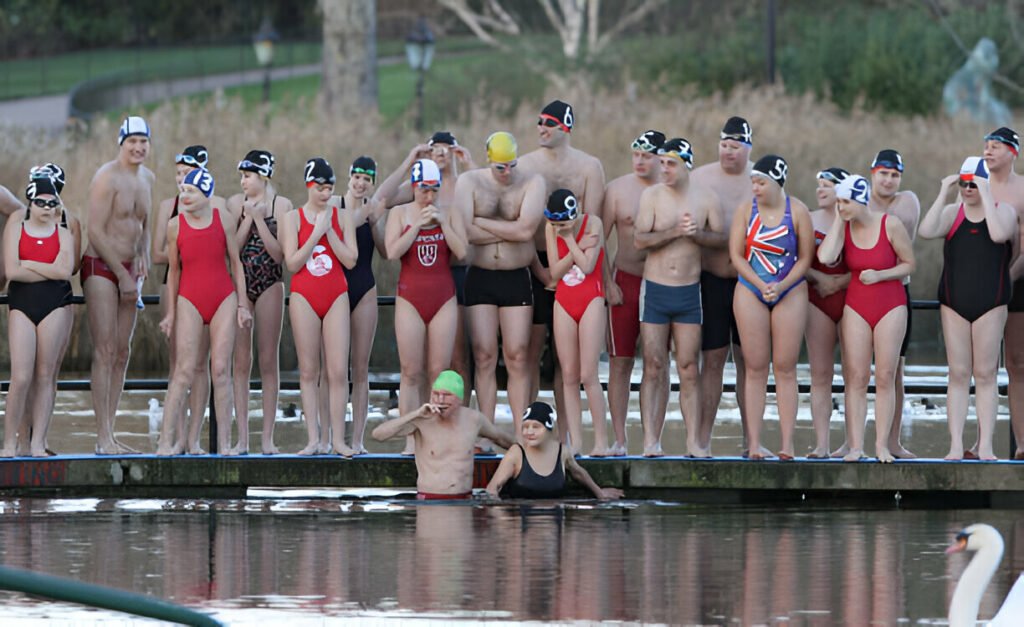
[{"xmin": 943, "ymin": 37, "xmax": 1012, "ymax": 127}]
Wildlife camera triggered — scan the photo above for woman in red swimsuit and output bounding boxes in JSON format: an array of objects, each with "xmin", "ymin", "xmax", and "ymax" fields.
[
  {"xmin": 543, "ymin": 189, "xmax": 609, "ymax": 456},
  {"xmin": 156, "ymin": 168, "xmax": 251, "ymax": 456},
  {"xmin": 817, "ymin": 174, "xmax": 915, "ymax": 463},
  {"xmin": 805, "ymin": 167, "xmax": 851, "ymax": 458},
  {"xmin": 152, "ymin": 146, "xmax": 219, "ymax": 453},
  {"xmin": 227, "ymin": 150, "xmax": 292, "ymax": 455},
  {"xmin": 385, "ymin": 159, "xmax": 467, "ymax": 441},
  {"xmin": 1, "ymin": 170, "xmax": 74, "ymax": 457},
  {"xmin": 918, "ymin": 157, "xmax": 1017, "ymax": 460},
  {"xmin": 281, "ymin": 158, "xmax": 358, "ymax": 456}
]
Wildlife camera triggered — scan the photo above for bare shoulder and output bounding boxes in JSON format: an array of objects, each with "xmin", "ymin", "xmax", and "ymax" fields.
[
  {"xmin": 893, "ymin": 190, "xmax": 921, "ymax": 213},
  {"xmin": 141, "ymin": 165, "xmax": 156, "ymax": 185},
  {"xmin": 90, "ymin": 160, "xmax": 118, "ymax": 186},
  {"xmin": 788, "ymin": 195, "xmax": 812, "ymax": 217},
  {"xmin": 690, "ymin": 162, "xmax": 717, "ymax": 182}
]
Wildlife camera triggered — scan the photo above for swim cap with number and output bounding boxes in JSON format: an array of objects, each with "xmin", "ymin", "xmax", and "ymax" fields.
[
  {"xmin": 523, "ymin": 401, "xmax": 555, "ymax": 430},
  {"xmin": 752, "ymin": 154, "xmax": 788, "ymax": 187},
  {"xmin": 721, "ymin": 116, "xmax": 753, "ymax": 145},
  {"xmin": 544, "ymin": 188, "xmax": 578, "ymax": 222},
  {"xmin": 658, "ymin": 138, "xmax": 694, "ymax": 170},
  {"xmin": 539, "ymin": 100, "xmax": 574, "ymax": 132},
  {"xmin": 835, "ymin": 174, "xmax": 870, "ymax": 206},
  {"xmin": 175, "ymin": 145, "xmax": 209, "ymax": 169},
  {"xmin": 182, "ymin": 168, "xmax": 215, "ymax": 197},
  {"xmin": 305, "ymin": 158, "xmax": 336, "ymax": 186},
  {"xmin": 486, "ymin": 131, "xmax": 518, "ymax": 163},
  {"xmin": 816, "ymin": 167, "xmax": 849, "ymax": 184},
  {"xmin": 239, "ymin": 150, "xmax": 275, "ymax": 178},
  {"xmin": 632, "ymin": 130, "xmax": 666, "ymax": 154}
]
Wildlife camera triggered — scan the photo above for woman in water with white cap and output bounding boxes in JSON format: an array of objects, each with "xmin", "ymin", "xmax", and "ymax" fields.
[
  {"xmin": 385, "ymin": 158, "xmax": 467, "ymax": 439},
  {"xmin": 818, "ymin": 174, "xmax": 915, "ymax": 462},
  {"xmin": 918, "ymin": 157, "xmax": 1017, "ymax": 460},
  {"xmin": 156, "ymin": 168, "xmax": 251, "ymax": 456}
]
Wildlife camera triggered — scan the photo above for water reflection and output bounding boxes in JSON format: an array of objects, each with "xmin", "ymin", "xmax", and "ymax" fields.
[{"xmin": 0, "ymin": 501, "xmax": 1021, "ymax": 623}]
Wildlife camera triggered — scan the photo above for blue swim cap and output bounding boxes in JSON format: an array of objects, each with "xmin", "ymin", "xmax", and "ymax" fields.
[{"xmin": 182, "ymin": 168, "xmax": 215, "ymax": 197}]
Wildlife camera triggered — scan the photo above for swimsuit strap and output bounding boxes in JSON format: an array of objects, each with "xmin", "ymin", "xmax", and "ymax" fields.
[{"xmin": 171, "ymin": 195, "xmax": 179, "ymax": 218}]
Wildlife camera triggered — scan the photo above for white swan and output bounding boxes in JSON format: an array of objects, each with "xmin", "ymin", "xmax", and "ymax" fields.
[{"xmin": 947, "ymin": 523, "xmax": 1024, "ymax": 626}]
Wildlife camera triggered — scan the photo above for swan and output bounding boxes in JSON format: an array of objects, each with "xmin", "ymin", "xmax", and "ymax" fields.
[{"xmin": 947, "ymin": 523, "xmax": 1024, "ymax": 626}]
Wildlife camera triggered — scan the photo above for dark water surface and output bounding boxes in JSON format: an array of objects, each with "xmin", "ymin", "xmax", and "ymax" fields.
[{"xmin": 0, "ymin": 499, "xmax": 1021, "ymax": 624}]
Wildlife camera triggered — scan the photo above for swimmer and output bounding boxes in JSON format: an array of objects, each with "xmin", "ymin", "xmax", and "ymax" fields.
[
  {"xmin": 385, "ymin": 158, "xmax": 468, "ymax": 451},
  {"xmin": 280, "ymin": 158, "xmax": 359, "ymax": 456},
  {"xmin": 691, "ymin": 116, "xmax": 756, "ymax": 455},
  {"xmin": 919, "ymin": 157, "xmax": 1016, "ymax": 460},
  {"xmin": 635, "ymin": 138, "xmax": 725, "ymax": 457},
  {"xmin": 372, "ymin": 371, "xmax": 515, "ymax": 500},
  {"xmin": 543, "ymin": 189, "xmax": 609, "ymax": 456},
  {"xmin": 729, "ymin": 155, "xmax": 813, "ymax": 460},
  {"xmin": 805, "ymin": 167, "xmax": 851, "ymax": 458},
  {"xmin": 156, "ymin": 168, "xmax": 251, "ymax": 456},
  {"xmin": 84, "ymin": 116, "xmax": 155, "ymax": 454},
  {"xmin": 485, "ymin": 402, "xmax": 624, "ymax": 499},
  {"xmin": 1, "ymin": 170, "xmax": 74, "ymax": 457},
  {"xmin": 228, "ymin": 150, "xmax": 292, "ymax": 454},
  {"xmin": 149, "ymin": 145, "xmax": 216, "ymax": 452},
  {"xmin": 602, "ymin": 130, "xmax": 667, "ymax": 456},
  {"xmin": 454, "ymin": 131, "xmax": 546, "ymax": 440},
  {"xmin": 818, "ymin": 174, "xmax": 915, "ymax": 463}
]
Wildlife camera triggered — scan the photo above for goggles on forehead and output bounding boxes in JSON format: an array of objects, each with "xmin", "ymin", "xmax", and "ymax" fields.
[
  {"xmin": 175, "ymin": 154, "xmax": 204, "ymax": 168},
  {"xmin": 631, "ymin": 136, "xmax": 659, "ymax": 153},
  {"xmin": 816, "ymin": 170, "xmax": 845, "ymax": 184}
]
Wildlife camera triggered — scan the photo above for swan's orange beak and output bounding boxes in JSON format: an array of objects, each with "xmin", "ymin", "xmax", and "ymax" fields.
[{"xmin": 946, "ymin": 531, "xmax": 969, "ymax": 554}]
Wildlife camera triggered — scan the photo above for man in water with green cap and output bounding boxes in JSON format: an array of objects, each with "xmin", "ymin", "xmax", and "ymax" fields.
[{"xmin": 372, "ymin": 370, "xmax": 515, "ymax": 499}]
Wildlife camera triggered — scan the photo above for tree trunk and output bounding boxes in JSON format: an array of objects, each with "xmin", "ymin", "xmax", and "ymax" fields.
[{"xmin": 320, "ymin": 0, "xmax": 378, "ymax": 117}]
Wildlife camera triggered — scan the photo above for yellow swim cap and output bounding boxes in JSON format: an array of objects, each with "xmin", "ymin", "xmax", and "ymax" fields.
[{"xmin": 486, "ymin": 131, "xmax": 518, "ymax": 163}]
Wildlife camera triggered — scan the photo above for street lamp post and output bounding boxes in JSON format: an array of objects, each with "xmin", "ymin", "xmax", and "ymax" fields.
[
  {"xmin": 405, "ymin": 18, "xmax": 435, "ymax": 133},
  {"xmin": 253, "ymin": 16, "xmax": 278, "ymax": 103}
]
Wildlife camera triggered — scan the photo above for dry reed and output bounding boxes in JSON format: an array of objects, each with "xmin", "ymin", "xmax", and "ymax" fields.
[{"xmin": 0, "ymin": 85, "xmax": 1007, "ymax": 371}]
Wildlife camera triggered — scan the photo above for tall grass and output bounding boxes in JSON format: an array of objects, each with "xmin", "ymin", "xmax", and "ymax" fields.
[{"xmin": 0, "ymin": 85, "xmax": 1004, "ymax": 372}]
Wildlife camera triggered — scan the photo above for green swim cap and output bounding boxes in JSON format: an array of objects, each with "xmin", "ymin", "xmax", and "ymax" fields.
[{"xmin": 432, "ymin": 370, "xmax": 464, "ymax": 399}]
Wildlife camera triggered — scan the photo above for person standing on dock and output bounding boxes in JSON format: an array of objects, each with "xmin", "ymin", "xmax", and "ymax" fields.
[
  {"xmin": 919, "ymin": 157, "xmax": 1016, "ymax": 460},
  {"xmin": 83, "ymin": 116, "xmax": 155, "ymax": 455},
  {"xmin": 372, "ymin": 371, "xmax": 515, "ymax": 500},
  {"xmin": 691, "ymin": 117, "xmax": 755, "ymax": 456},
  {"xmin": 985, "ymin": 127, "xmax": 1024, "ymax": 459},
  {"xmin": 634, "ymin": 138, "xmax": 724, "ymax": 457},
  {"xmin": 602, "ymin": 130, "xmax": 666, "ymax": 456}
]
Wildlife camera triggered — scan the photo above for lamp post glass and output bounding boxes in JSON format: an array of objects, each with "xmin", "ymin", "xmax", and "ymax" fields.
[{"xmin": 406, "ymin": 19, "xmax": 435, "ymax": 132}]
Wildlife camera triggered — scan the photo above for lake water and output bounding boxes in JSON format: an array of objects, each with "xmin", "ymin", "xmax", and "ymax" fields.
[{"xmin": 0, "ymin": 498, "xmax": 1021, "ymax": 624}]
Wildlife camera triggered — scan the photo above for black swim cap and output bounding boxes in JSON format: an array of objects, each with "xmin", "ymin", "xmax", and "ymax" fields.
[
  {"xmin": 30, "ymin": 163, "xmax": 65, "ymax": 194},
  {"xmin": 523, "ymin": 401, "xmax": 555, "ymax": 430},
  {"xmin": 658, "ymin": 138, "xmax": 694, "ymax": 169},
  {"xmin": 428, "ymin": 131, "xmax": 458, "ymax": 146},
  {"xmin": 305, "ymin": 157, "xmax": 336, "ymax": 186},
  {"xmin": 238, "ymin": 150, "xmax": 275, "ymax": 178},
  {"xmin": 544, "ymin": 188, "xmax": 578, "ymax": 222},
  {"xmin": 176, "ymin": 145, "xmax": 209, "ymax": 169},
  {"xmin": 26, "ymin": 173, "xmax": 58, "ymax": 200},
  {"xmin": 815, "ymin": 167, "xmax": 849, "ymax": 184},
  {"xmin": 871, "ymin": 149, "xmax": 904, "ymax": 173},
  {"xmin": 350, "ymin": 155, "xmax": 377, "ymax": 182},
  {"xmin": 985, "ymin": 127, "xmax": 1020, "ymax": 154},
  {"xmin": 721, "ymin": 116, "xmax": 753, "ymax": 145},
  {"xmin": 752, "ymin": 154, "xmax": 788, "ymax": 187},
  {"xmin": 631, "ymin": 130, "xmax": 666, "ymax": 154},
  {"xmin": 539, "ymin": 100, "xmax": 574, "ymax": 132}
]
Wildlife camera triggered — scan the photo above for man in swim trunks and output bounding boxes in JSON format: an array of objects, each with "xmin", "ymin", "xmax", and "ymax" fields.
[
  {"xmin": 983, "ymin": 127, "xmax": 1024, "ymax": 458},
  {"xmin": 690, "ymin": 116, "xmax": 755, "ymax": 454},
  {"xmin": 602, "ymin": 130, "xmax": 666, "ymax": 455},
  {"xmin": 84, "ymin": 116, "xmax": 155, "ymax": 454},
  {"xmin": 454, "ymin": 131, "xmax": 546, "ymax": 438},
  {"xmin": 372, "ymin": 371, "xmax": 515, "ymax": 499},
  {"xmin": 867, "ymin": 149, "xmax": 920, "ymax": 459},
  {"xmin": 0, "ymin": 184, "xmax": 26, "ymax": 289},
  {"xmin": 634, "ymin": 138, "xmax": 725, "ymax": 457},
  {"xmin": 518, "ymin": 100, "xmax": 606, "ymax": 416}
]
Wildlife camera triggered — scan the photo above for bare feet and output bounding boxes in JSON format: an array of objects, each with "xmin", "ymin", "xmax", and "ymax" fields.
[
  {"xmin": 317, "ymin": 443, "xmax": 332, "ymax": 455},
  {"xmin": 977, "ymin": 447, "xmax": 998, "ymax": 461},
  {"xmin": 187, "ymin": 446, "xmax": 206, "ymax": 455},
  {"xmin": 608, "ymin": 442, "xmax": 627, "ymax": 457},
  {"xmin": 95, "ymin": 441, "xmax": 120, "ymax": 455},
  {"xmin": 889, "ymin": 444, "xmax": 916, "ymax": 459},
  {"xmin": 297, "ymin": 443, "xmax": 320, "ymax": 456},
  {"xmin": 777, "ymin": 452, "xmax": 794, "ymax": 461},
  {"xmin": 642, "ymin": 443, "xmax": 664, "ymax": 458},
  {"xmin": 229, "ymin": 445, "xmax": 249, "ymax": 455},
  {"xmin": 831, "ymin": 442, "xmax": 850, "ymax": 458},
  {"xmin": 945, "ymin": 444, "xmax": 964, "ymax": 461},
  {"xmin": 588, "ymin": 447, "xmax": 610, "ymax": 457},
  {"xmin": 155, "ymin": 443, "xmax": 182, "ymax": 456},
  {"xmin": 331, "ymin": 445, "xmax": 357, "ymax": 458},
  {"xmin": 352, "ymin": 446, "xmax": 369, "ymax": 456},
  {"xmin": 842, "ymin": 449, "xmax": 866, "ymax": 462},
  {"xmin": 1014, "ymin": 450, "xmax": 1024, "ymax": 461},
  {"xmin": 114, "ymin": 439, "xmax": 139, "ymax": 454},
  {"xmin": 807, "ymin": 447, "xmax": 830, "ymax": 459},
  {"xmin": 875, "ymin": 445, "xmax": 894, "ymax": 464},
  {"xmin": 0, "ymin": 448, "xmax": 16, "ymax": 458},
  {"xmin": 261, "ymin": 445, "xmax": 280, "ymax": 455}
]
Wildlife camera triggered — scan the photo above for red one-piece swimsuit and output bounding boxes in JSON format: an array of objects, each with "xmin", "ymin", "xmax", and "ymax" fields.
[
  {"xmin": 290, "ymin": 208, "xmax": 349, "ymax": 320},
  {"xmin": 397, "ymin": 223, "xmax": 454, "ymax": 323},
  {"xmin": 177, "ymin": 208, "xmax": 234, "ymax": 325},
  {"xmin": 809, "ymin": 228, "xmax": 848, "ymax": 324},
  {"xmin": 554, "ymin": 215, "xmax": 605, "ymax": 323},
  {"xmin": 843, "ymin": 215, "xmax": 907, "ymax": 329}
]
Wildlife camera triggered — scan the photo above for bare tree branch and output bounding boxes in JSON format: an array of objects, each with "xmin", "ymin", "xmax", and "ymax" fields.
[
  {"xmin": 591, "ymin": 0, "xmax": 666, "ymax": 57},
  {"xmin": 587, "ymin": 0, "xmax": 600, "ymax": 54}
]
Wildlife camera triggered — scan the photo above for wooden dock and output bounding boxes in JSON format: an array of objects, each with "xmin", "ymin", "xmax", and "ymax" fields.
[{"xmin": 1, "ymin": 454, "xmax": 1023, "ymax": 507}]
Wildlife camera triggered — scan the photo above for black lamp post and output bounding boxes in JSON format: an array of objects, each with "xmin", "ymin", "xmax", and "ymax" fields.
[
  {"xmin": 405, "ymin": 17, "xmax": 436, "ymax": 132},
  {"xmin": 253, "ymin": 16, "xmax": 278, "ymax": 103}
]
